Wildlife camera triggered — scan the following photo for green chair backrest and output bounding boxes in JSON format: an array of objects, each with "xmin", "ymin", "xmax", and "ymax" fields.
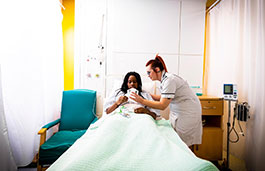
[{"xmin": 59, "ymin": 89, "xmax": 97, "ymax": 131}]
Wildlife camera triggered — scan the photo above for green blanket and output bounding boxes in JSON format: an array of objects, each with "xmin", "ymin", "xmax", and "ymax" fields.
[{"xmin": 48, "ymin": 108, "xmax": 218, "ymax": 171}]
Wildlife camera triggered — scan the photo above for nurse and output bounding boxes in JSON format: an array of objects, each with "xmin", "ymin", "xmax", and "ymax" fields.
[{"xmin": 130, "ymin": 54, "xmax": 202, "ymax": 147}]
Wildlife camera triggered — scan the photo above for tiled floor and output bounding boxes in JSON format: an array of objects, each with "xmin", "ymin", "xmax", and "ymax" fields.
[
  {"xmin": 17, "ymin": 162, "xmax": 37, "ymax": 171},
  {"xmin": 18, "ymin": 168, "xmax": 37, "ymax": 171},
  {"xmin": 218, "ymin": 151, "xmax": 247, "ymax": 171}
]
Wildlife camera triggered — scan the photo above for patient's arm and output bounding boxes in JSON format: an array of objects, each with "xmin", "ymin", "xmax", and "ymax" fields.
[
  {"xmin": 134, "ymin": 107, "xmax": 156, "ymax": 120},
  {"xmin": 106, "ymin": 96, "xmax": 128, "ymax": 114}
]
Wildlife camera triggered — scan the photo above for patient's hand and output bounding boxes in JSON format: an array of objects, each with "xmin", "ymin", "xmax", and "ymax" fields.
[
  {"xmin": 134, "ymin": 107, "xmax": 156, "ymax": 120},
  {"xmin": 106, "ymin": 96, "xmax": 128, "ymax": 114},
  {"xmin": 117, "ymin": 96, "xmax": 128, "ymax": 105},
  {"xmin": 134, "ymin": 107, "xmax": 149, "ymax": 114}
]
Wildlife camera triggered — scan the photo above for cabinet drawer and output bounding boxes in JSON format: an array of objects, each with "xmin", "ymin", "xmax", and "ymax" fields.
[{"xmin": 200, "ymin": 100, "xmax": 223, "ymax": 115}]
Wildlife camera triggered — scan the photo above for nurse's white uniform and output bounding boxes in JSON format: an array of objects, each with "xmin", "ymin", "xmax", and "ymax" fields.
[{"xmin": 160, "ymin": 71, "xmax": 202, "ymax": 146}]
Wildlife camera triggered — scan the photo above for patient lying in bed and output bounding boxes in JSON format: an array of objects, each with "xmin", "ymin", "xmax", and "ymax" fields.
[{"xmin": 104, "ymin": 71, "xmax": 160, "ymax": 120}]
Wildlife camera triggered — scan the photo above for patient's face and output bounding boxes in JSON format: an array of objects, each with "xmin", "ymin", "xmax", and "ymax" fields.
[{"xmin": 127, "ymin": 75, "xmax": 138, "ymax": 89}]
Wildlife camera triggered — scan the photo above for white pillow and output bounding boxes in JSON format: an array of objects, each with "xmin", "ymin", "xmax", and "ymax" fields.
[
  {"xmin": 105, "ymin": 75, "xmax": 123, "ymax": 98},
  {"xmin": 142, "ymin": 81, "xmax": 156, "ymax": 94}
]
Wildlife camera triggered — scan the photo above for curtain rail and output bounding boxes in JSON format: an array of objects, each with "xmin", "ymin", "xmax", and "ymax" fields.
[{"xmin": 206, "ymin": 0, "xmax": 222, "ymax": 13}]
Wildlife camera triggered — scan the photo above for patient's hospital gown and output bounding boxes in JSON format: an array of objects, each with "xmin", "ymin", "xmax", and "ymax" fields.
[{"xmin": 104, "ymin": 89, "xmax": 160, "ymax": 117}]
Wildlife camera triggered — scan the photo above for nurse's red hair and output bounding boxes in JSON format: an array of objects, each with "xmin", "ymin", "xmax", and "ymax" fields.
[{"xmin": 146, "ymin": 53, "xmax": 168, "ymax": 72}]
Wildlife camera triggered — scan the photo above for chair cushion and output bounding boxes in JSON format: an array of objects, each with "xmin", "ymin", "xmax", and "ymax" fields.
[
  {"xmin": 59, "ymin": 89, "xmax": 97, "ymax": 131},
  {"xmin": 39, "ymin": 130, "xmax": 86, "ymax": 165}
]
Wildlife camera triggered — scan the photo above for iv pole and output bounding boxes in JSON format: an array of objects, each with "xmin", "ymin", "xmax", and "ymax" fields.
[
  {"xmin": 226, "ymin": 100, "xmax": 231, "ymax": 170},
  {"xmin": 225, "ymin": 99, "xmax": 237, "ymax": 171}
]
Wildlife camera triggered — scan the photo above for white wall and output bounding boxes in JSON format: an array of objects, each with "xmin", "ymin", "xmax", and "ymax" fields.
[
  {"xmin": 75, "ymin": 0, "xmax": 206, "ymax": 115},
  {"xmin": 107, "ymin": 0, "xmax": 206, "ymax": 89}
]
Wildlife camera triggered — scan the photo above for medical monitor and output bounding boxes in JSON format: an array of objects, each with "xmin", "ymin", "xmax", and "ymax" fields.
[{"xmin": 223, "ymin": 84, "xmax": 238, "ymax": 101}]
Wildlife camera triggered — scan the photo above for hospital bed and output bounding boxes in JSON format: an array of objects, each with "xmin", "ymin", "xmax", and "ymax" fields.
[
  {"xmin": 47, "ymin": 103, "xmax": 218, "ymax": 171},
  {"xmin": 46, "ymin": 77, "xmax": 218, "ymax": 170}
]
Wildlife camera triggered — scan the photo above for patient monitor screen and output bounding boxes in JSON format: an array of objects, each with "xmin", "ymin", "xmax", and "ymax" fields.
[{"xmin": 224, "ymin": 85, "xmax": 233, "ymax": 94}]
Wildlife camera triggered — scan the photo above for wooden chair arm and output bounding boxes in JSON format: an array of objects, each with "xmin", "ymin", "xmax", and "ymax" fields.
[
  {"xmin": 38, "ymin": 119, "xmax": 60, "ymax": 146},
  {"xmin": 38, "ymin": 128, "xmax": 47, "ymax": 147}
]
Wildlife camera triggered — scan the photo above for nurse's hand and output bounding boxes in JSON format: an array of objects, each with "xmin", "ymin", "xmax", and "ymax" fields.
[{"xmin": 130, "ymin": 92, "xmax": 144, "ymax": 104}]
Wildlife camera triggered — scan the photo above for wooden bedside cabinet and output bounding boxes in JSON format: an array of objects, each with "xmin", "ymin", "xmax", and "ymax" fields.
[{"xmin": 194, "ymin": 96, "xmax": 224, "ymax": 161}]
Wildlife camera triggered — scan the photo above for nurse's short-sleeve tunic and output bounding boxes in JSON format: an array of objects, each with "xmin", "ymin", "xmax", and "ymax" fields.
[{"xmin": 160, "ymin": 71, "xmax": 202, "ymax": 146}]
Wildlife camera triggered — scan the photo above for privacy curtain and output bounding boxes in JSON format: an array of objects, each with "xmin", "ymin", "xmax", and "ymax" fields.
[
  {"xmin": 0, "ymin": 0, "xmax": 64, "ymax": 167},
  {"xmin": 0, "ymin": 66, "xmax": 16, "ymax": 171},
  {"xmin": 206, "ymin": 0, "xmax": 265, "ymax": 170}
]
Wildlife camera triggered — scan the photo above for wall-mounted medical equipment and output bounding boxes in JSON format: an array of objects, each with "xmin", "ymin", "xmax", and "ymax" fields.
[
  {"xmin": 223, "ymin": 83, "xmax": 250, "ymax": 170},
  {"xmin": 229, "ymin": 101, "xmax": 250, "ymax": 142},
  {"xmin": 223, "ymin": 84, "xmax": 238, "ymax": 100},
  {"xmin": 234, "ymin": 102, "xmax": 250, "ymax": 122}
]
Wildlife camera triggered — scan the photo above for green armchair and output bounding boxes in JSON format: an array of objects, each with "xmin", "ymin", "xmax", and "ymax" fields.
[{"xmin": 37, "ymin": 89, "xmax": 97, "ymax": 171}]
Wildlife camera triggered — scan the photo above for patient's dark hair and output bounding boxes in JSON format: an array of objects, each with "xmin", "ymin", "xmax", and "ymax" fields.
[{"xmin": 116, "ymin": 71, "xmax": 143, "ymax": 97}]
